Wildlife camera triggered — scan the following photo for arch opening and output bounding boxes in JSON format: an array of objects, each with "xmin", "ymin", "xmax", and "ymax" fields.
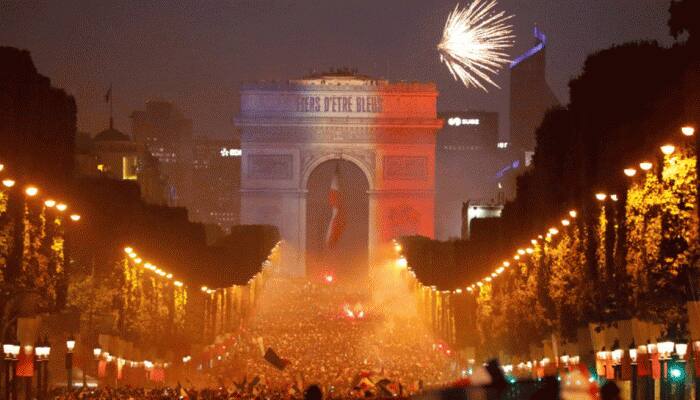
[{"xmin": 305, "ymin": 159, "xmax": 369, "ymax": 281}]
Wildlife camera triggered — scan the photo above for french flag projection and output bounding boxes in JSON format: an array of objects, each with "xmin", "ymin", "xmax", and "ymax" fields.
[{"xmin": 325, "ymin": 163, "xmax": 346, "ymax": 248}]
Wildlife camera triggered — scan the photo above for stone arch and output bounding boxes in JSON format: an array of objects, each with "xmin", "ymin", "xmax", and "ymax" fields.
[{"xmin": 301, "ymin": 152, "xmax": 374, "ymax": 192}]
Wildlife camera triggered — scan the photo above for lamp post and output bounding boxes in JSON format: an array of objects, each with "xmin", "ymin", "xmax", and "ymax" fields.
[
  {"xmin": 3, "ymin": 342, "xmax": 20, "ymax": 400},
  {"xmin": 34, "ymin": 338, "xmax": 50, "ymax": 400},
  {"xmin": 630, "ymin": 348, "xmax": 638, "ymax": 400},
  {"xmin": 671, "ymin": 343, "xmax": 688, "ymax": 400},
  {"xmin": 645, "ymin": 343, "xmax": 657, "ymax": 400},
  {"xmin": 92, "ymin": 348, "xmax": 101, "ymax": 388},
  {"xmin": 65, "ymin": 336, "xmax": 75, "ymax": 391},
  {"xmin": 658, "ymin": 341, "xmax": 675, "ymax": 400}
]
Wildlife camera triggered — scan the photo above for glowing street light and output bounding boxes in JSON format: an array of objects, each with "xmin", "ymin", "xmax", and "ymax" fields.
[
  {"xmin": 502, "ymin": 261, "xmax": 510, "ymax": 267},
  {"xmin": 639, "ymin": 161, "xmax": 653, "ymax": 171},
  {"xmin": 681, "ymin": 126, "xmax": 695, "ymax": 136},
  {"xmin": 595, "ymin": 193, "xmax": 607, "ymax": 201},
  {"xmin": 561, "ymin": 219, "xmax": 570, "ymax": 226},
  {"xmin": 174, "ymin": 281, "xmax": 183, "ymax": 287},
  {"xmin": 124, "ymin": 247, "xmax": 133, "ymax": 254},
  {"xmin": 610, "ymin": 194, "xmax": 619, "ymax": 202},
  {"xmin": 201, "ymin": 286, "xmax": 209, "ymax": 292},
  {"xmin": 56, "ymin": 203, "xmax": 67, "ymax": 212},
  {"xmin": 44, "ymin": 199, "xmax": 56, "ymax": 208},
  {"xmin": 624, "ymin": 168, "xmax": 637, "ymax": 177},
  {"xmin": 25, "ymin": 186, "xmax": 38, "ymax": 196},
  {"xmin": 517, "ymin": 249, "xmax": 525, "ymax": 255},
  {"xmin": 568, "ymin": 210, "xmax": 577, "ymax": 218},
  {"xmin": 2, "ymin": 179, "xmax": 15, "ymax": 188},
  {"xmin": 660, "ymin": 144, "xmax": 675, "ymax": 155},
  {"xmin": 549, "ymin": 227, "xmax": 559, "ymax": 235},
  {"xmin": 70, "ymin": 214, "xmax": 81, "ymax": 222},
  {"xmin": 395, "ymin": 257, "xmax": 408, "ymax": 269}
]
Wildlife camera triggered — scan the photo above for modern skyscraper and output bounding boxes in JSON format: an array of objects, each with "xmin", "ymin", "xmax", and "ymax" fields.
[{"xmin": 509, "ymin": 27, "xmax": 561, "ymax": 155}]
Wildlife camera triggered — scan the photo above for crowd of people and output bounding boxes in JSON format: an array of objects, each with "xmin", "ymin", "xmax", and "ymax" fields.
[{"xmin": 202, "ymin": 272, "xmax": 460, "ymax": 398}]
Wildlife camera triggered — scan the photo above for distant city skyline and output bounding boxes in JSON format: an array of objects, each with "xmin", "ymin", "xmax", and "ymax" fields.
[{"xmin": 0, "ymin": 0, "xmax": 673, "ymax": 138}]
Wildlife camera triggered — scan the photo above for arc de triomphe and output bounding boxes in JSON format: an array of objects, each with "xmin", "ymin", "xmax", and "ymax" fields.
[{"xmin": 235, "ymin": 72, "xmax": 441, "ymax": 277}]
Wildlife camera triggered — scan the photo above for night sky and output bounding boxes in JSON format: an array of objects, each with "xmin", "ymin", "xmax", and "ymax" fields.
[{"xmin": 0, "ymin": 0, "xmax": 673, "ymax": 139}]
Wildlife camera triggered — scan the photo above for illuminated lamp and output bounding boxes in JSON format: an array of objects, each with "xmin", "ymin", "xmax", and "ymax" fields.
[
  {"xmin": 44, "ymin": 199, "xmax": 56, "ymax": 208},
  {"xmin": 610, "ymin": 194, "xmax": 618, "ymax": 202},
  {"xmin": 70, "ymin": 214, "xmax": 81, "ymax": 221},
  {"xmin": 56, "ymin": 203, "xmax": 67, "ymax": 212},
  {"xmin": 25, "ymin": 186, "xmax": 38, "ymax": 196},
  {"xmin": 595, "ymin": 193, "xmax": 607, "ymax": 201},
  {"xmin": 561, "ymin": 219, "xmax": 570, "ymax": 226},
  {"xmin": 681, "ymin": 126, "xmax": 695, "ymax": 136},
  {"xmin": 624, "ymin": 168, "xmax": 637, "ymax": 177},
  {"xmin": 660, "ymin": 144, "xmax": 675, "ymax": 155},
  {"xmin": 568, "ymin": 210, "xmax": 577, "ymax": 218},
  {"xmin": 639, "ymin": 161, "xmax": 653, "ymax": 171},
  {"xmin": 2, "ymin": 179, "xmax": 15, "ymax": 188}
]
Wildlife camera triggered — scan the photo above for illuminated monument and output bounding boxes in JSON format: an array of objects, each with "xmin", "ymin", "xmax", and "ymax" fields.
[{"xmin": 236, "ymin": 70, "xmax": 441, "ymax": 276}]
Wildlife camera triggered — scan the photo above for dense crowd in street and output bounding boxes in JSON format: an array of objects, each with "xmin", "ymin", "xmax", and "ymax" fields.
[{"xmin": 202, "ymin": 273, "xmax": 459, "ymax": 398}]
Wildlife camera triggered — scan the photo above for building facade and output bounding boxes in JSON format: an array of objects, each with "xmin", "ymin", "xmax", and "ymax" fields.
[
  {"xmin": 509, "ymin": 26, "xmax": 561, "ymax": 155},
  {"xmin": 131, "ymin": 101, "xmax": 193, "ymax": 207},
  {"xmin": 435, "ymin": 111, "xmax": 508, "ymax": 240},
  {"xmin": 190, "ymin": 136, "xmax": 242, "ymax": 230},
  {"xmin": 236, "ymin": 71, "xmax": 441, "ymax": 276}
]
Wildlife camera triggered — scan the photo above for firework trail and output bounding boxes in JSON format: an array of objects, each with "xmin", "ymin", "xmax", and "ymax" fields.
[{"xmin": 438, "ymin": 0, "xmax": 515, "ymax": 91}]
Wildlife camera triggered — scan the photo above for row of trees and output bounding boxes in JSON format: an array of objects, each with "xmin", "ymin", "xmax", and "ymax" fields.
[{"xmin": 476, "ymin": 148, "xmax": 697, "ymax": 357}]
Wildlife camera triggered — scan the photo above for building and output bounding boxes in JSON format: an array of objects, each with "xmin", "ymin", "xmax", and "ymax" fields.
[
  {"xmin": 461, "ymin": 200, "xmax": 504, "ymax": 240},
  {"xmin": 435, "ymin": 111, "xmax": 508, "ymax": 240},
  {"xmin": 509, "ymin": 26, "xmax": 561, "ymax": 155},
  {"xmin": 130, "ymin": 101, "xmax": 193, "ymax": 207},
  {"xmin": 236, "ymin": 69, "xmax": 440, "ymax": 277},
  {"xmin": 190, "ymin": 136, "xmax": 242, "ymax": 231},
  {"xmin": 74, "ymin": 125, "xmax": 168, "ymax": 205}
]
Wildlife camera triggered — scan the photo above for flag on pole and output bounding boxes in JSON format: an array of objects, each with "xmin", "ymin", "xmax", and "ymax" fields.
[
  {"xmin": 325, "ymin": 163, "xmax": 346, "ymax": 247},
  {"xmin": 264, "ymin": 347, "xmax": 290, "ymax": 371}
]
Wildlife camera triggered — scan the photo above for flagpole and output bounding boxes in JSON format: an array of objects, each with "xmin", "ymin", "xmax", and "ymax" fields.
[{"xmin": 109, "ymin": 83, "xmax": 114, "ymax": 129}]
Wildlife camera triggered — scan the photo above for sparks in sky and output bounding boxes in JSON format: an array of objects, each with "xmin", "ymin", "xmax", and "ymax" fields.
[{"xmin": 438, "ymin": 0, "xmax": 515, "ymax": 91}]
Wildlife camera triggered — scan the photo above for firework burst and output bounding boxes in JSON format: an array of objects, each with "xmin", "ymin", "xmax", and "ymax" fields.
[{"xmin": 438, "ymin": 0, "xmax": 515, "ymax": 91}]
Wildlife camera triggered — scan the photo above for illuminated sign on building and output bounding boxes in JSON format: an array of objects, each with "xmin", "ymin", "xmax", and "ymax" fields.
[
  {"xmin": 447, "ymin": 117, "xmax": 480, "ymax": 126},
  {"xmin": 220, "ymin": 148, "xmax": 242, "ymax": 157},
  {"xmin": 296, "ymin": 95, "xmax": 383, "ymax": 113}
]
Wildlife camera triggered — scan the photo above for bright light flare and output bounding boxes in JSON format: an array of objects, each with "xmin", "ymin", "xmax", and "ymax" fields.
[
  {"xmin": 660, "ymin": 144, "xmax": 675, "ymax": 155},
  {"xmin": 25, "ymin": 186, "xmax": 39, "ymax": 196},
  {"xmin": 324, "ymin": 274, "xmax": 334, "ymax": 283},
  {"xmin": 437, "ymin": 0, "xmax": 515, "ymax": 91}
]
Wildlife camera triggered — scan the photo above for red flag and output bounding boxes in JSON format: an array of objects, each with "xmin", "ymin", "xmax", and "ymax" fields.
[
  {"xmin": 15, "ymin": 350, "xmax": 34, "ymax": 377},
  {"xmin": 325, "ymin": 165, "xmax": 346, "ymax": 247}
]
